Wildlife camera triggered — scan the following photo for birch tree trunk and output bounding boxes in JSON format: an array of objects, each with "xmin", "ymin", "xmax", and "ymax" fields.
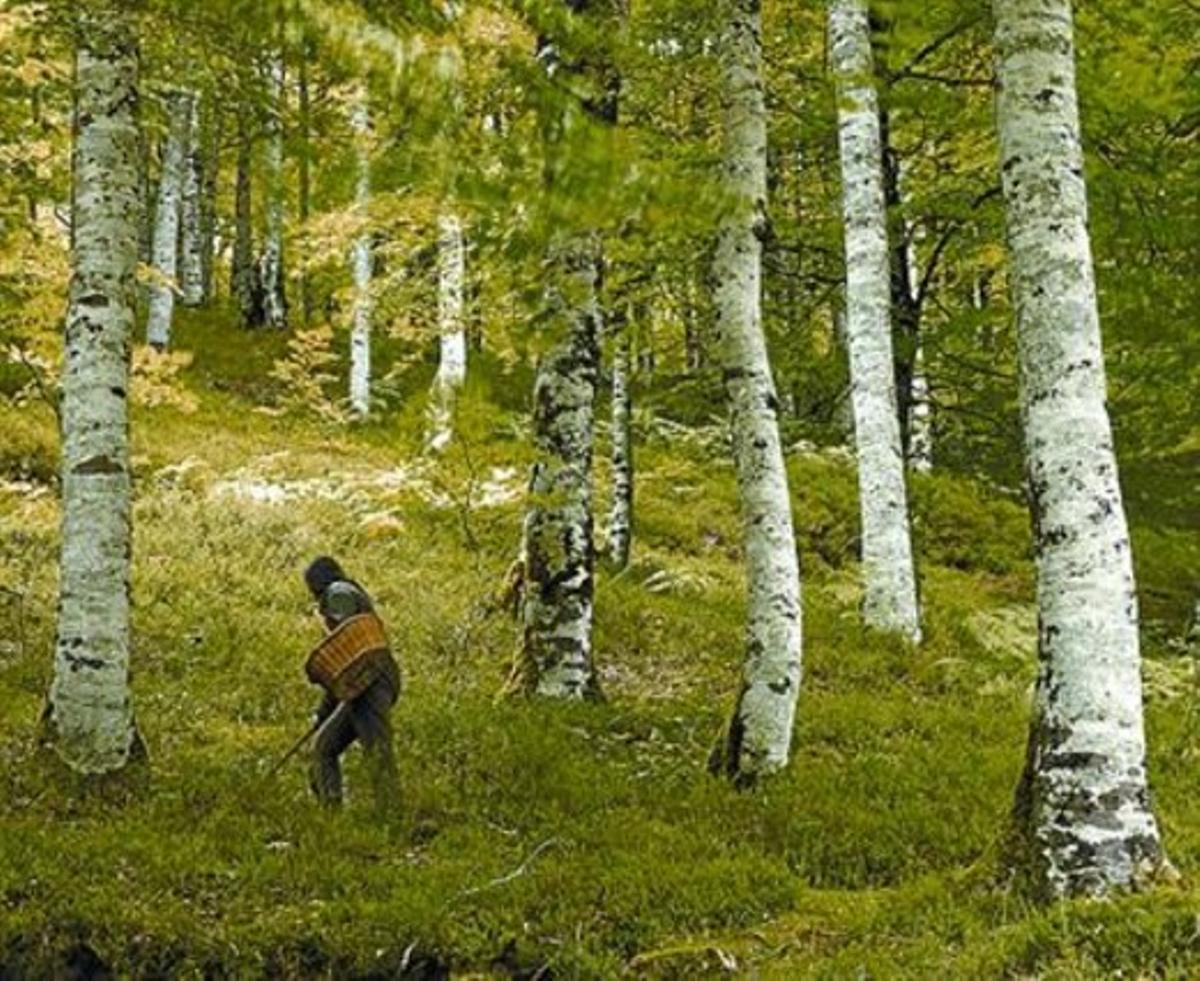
[
  {"xmin": 232, "ymin": 111, "xmax": 259, "ymax": 327},
  {"xmin": 146, "ymin": 89, "xmax": 191, "ymax": 350},
  {"xmin": 607, "ymin": 308, "xmax": 633, "ymax": 569},
  {"xmin": 199, "ymin": 103, "xmax": 220, "ymax": 304},
  {"xmin": 47, "ymin": 4, "xmax": 141, "ymax": 773},
  {"xmin": 887, "ymin": 149, "xmax": 934, "ymax": 472},
  {"xmin": 880, "ymin": 109, "xmax": 919, "ymax": 459},
  {"xmin": 179, "ymin": 93, "xmax": 204, "ymax": 307},
  {"xmin": 995, "ymin": 0, "xmax": 1167, "ymax": 897},
  {"xmin": 683, "ymin": 280, "xmax": 704, "ymax": 373},
  {"xmin": 512, "ymin": 0, "xmax": 612, "ymax": 699},
  {"xmin": 137, "ymin": 126, "xmax": 153, "ymax": 265},
  {"xmin": 830, "ymin": 0, "xmax": 921, "ymax": 642},
  {"xmin": 260, "ymin": 55, "xmax": 287, "ymax": 331},
  {"xmin": 707, "ymin": 0, "xmax": 803, "ymax": 783},
  {"xmin": 297, "ymin": 31, "xmax": 313, "ymax": 325},
  {"xmin": 349, "ymin": 91, "xmax": 372, "ymax": 418},
  {"xmin": 519, "ymin": 240, "xmax": 602, "ymax": 699},
  {"xmin": 908, "ymin": 341, "xmax": 933, "ymax": 473},
  {"xmin": 428, "ymin": 211, "xmax": 467, "ymax": 451}
]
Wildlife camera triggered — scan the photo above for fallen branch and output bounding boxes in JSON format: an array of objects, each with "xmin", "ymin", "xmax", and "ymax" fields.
[{"xmin": 454, "ymin": 837, "xmax": 560, "ymax": 901}]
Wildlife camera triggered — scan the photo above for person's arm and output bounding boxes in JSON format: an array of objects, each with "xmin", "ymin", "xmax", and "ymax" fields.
[{"xmin": 313, "ymin": 688, "xmax": 338, "ymax": 726}]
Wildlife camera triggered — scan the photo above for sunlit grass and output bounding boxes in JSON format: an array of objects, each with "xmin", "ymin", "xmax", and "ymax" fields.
[{"xmin": 0, "ymin": 308, "xmax": 1197, "ymax": 976}]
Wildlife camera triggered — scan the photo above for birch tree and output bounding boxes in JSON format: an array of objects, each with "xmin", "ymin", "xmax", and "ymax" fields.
[
  {"xmin": 260, "ymin": 54, "xmax": 287, "ymax": 331},
  {"xmin": 830, "ymin": 0, "xmax": 921, "ymax": 642},
  {"xmin": 349, "ymin": 89, "xmax": 372, "ymax": 418},
  {"xmin": 908, "ymin": 344, "xmax": 933, "ymax": 472},
  {"xmin": 46, "ymin": 2, "xmax": 141, "ymax": 773},
  {"xmin": 179, "ymin": 94, "xmax": 204, "ymax": 307},
  {"xmin": 518, "ymin": 240, "xmax": 602, "ymax": 699},
  {"xmin": 889, "ymin": 153, "xmax": 933, "ymax": 472},
  {"xmin": 231, "ymin": 109, "xmax": 259, "ymax": 327},
  {"xmin": 146, "ymin": 89, "xmax": 191, "ymax": 350},
  {"xmin": 429, "ymin": 33, "xmax": 468, "ymax": 451},
  {"xmin": 198, "ymin": 103, "xmax": 220, "ymax": 304},
  {"xmin": 994, "ymin": 0, "xmax": 1167, "ymax": 897},
  {"xmin": 513, "ymin": 0, "xmax": 617, "ymax": 700},
  {"xmin": 297, "ymin": 30, "xmax": 314, "ymax": 324},
  {"xmin": 606, "ymin": 307, "xmax": 633, "ymax": 569},
  {"xmin": 137, "ymin": 126, "xmax": 153, "ymax": 265},
  {"xmin": 707, "ymin": 0, "xmax": 803, "ymax": 782},
  {"xmin": 429, "ymin": 212, "xmax": 467, "ymax": 451}
]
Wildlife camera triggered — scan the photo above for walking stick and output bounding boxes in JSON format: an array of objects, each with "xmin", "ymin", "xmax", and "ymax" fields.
[{"xmin": 265, "ymin": 701, "xmax": 349, "ymax": 780}]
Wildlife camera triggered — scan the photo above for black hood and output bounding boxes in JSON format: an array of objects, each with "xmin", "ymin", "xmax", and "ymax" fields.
[{"xmin": 304, "ymin": 556, "xmax": 346, "ymax": 599}]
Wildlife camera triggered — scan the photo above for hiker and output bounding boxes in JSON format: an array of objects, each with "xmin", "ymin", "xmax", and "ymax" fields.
[{"xmin": 304, "ymin": 556, "xmax": 401, "ymax": 809}]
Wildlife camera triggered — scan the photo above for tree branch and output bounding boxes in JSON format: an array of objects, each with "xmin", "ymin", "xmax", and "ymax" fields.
[{"xmin": 888, "ymin": 15, "xmax": 985, "ymax": 82}]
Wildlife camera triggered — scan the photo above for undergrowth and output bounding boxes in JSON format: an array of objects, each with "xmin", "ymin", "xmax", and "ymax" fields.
[{"xmin": 0, "ymin": 308, "xmax": 1197, "ymax": 978}]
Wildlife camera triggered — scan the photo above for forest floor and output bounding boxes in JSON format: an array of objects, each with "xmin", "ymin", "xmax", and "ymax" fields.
[{"xmin": 1, "ymin": 311, "xmax": 1198, "ymax": 978}]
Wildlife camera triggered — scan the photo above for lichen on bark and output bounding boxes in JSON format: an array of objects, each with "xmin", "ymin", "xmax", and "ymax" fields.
[
  {"xmin": 179, "ymin": 93, "xmax": 205, "ymax": 308},
  {"xmin": 47, "ymin": 3, "xmax": 142, "ymax": 773},
  {"xmin": 516, "ymin": 238, "xmax": 602, "ymax": 701},
  {"xmin": 606, "ymin": 309, "xmax": 633, "ymax": 570},
  {"xmin": 994, "ymin": 0, "xmax": 1167, "ymax": 897},
  {"xmin": 146, "ymin": 89, "xmax": 191, "ymax": 351},
  {"xmin": 708, "ymin": 0, "xmax": 803, "ymax": 782},
  {"xmin": 830, "ymin": 0, "xmax": 922, "ymax": 642}
]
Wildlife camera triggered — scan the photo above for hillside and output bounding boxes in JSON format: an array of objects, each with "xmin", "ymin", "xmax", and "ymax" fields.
[{"xmin": 1, "ymin": 313, "xmax": 1197, "ymax": 978}]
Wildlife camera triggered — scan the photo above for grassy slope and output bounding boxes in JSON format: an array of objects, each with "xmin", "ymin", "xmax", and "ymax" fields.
[{"xmin": 0, "ymin": 311, "xmax": 1198, "ymax": 978}]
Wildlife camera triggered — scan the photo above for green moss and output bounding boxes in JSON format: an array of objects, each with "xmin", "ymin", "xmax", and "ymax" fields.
[
  {"xmin": 0, "ymin": 401, "xmax": 57, "ymax": 485},
  {"xmin": 0, "ymin": 314, "xmax": 1196, "ymax": 977}
]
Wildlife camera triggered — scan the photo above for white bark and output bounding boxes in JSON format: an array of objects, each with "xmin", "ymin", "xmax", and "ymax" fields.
[
  {"xmin": 514, "ymin": 1, "xmax": 610, "ymax": 700},
  {"xmin": 995, "ymin": 0, "xmax": 1166, "ymax": 897},
  {"xmin": 261, "ymin": 55, "xmax": 287, "ymax": 331},
  {"xmin": 349, "ymin": 91, "xmax": 372, "ymax": 418},
  {"xmin": 146, "ymin": 90, "xmax": 191, "ymax": 350},
  {"xmin": 830, "ymin": 0, "xmax": 921, "ymax": 642},
  {"xmin": 179, "ymin": 93, "xmax": 204, "ymax": 307},
  {"xmin": 607, "ymin": 315, "xmax": 633, "ymax": 569},
  {"xmin": 898, "ymin": 162, "xmax": 933, "ymax": 473},
  {"xmin": 908, "ymin": 342, "xmax": 933, "ymax": 473},
  {"xmin": 429, "ymin": 4, "xmax": 467, "ymax": 444},
  {"xmin": 709, "ymin": 0, "xmax": 803, "ymax": 782},
  {"xmin": 49, "ymin": 6, "xmax": 140, "ymax": 773},
  {"xmin": 428, "ymin": 211, "xmax": 467, "ymax": 451},
  {"xmin": 520, "ymin": 240, "xmax": 601, "ymax": 699}
]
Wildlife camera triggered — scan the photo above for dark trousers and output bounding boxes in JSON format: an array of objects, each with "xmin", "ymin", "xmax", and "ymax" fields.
[{"xmin": 310, "ymin": 677, "xmax": 398, "ymax": 810}]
